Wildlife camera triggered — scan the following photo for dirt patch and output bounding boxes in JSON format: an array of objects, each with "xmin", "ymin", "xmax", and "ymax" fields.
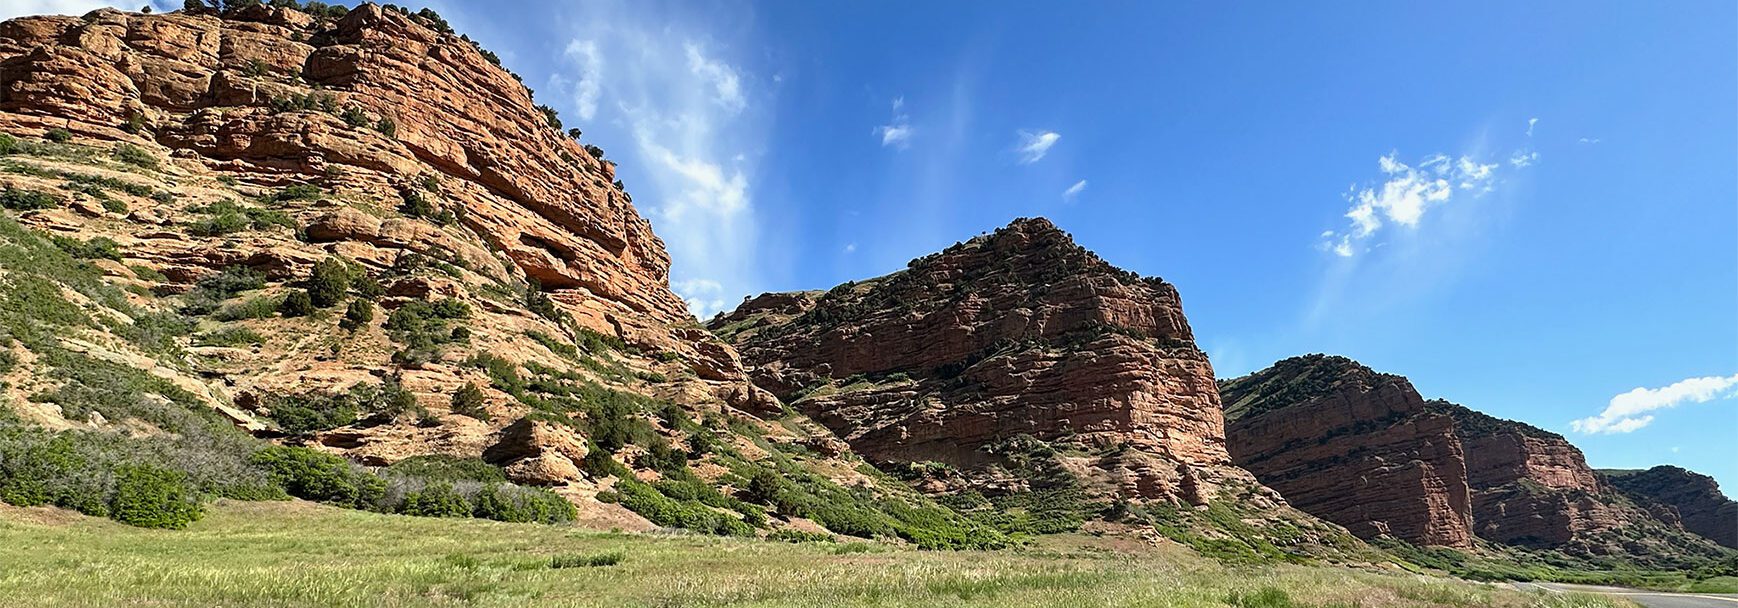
[{"xmin": 0, "ymin": 502, "xmax": 91, "ymax": 526}]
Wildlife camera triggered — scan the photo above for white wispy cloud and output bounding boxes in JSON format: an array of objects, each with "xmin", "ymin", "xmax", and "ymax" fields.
[
  {"xmin": 1509, "ymin": 150, "xmax": 1538, "ymax": 168},
  {"xmin": 842, "ymin": 242, "xmax": 857, "ymax": 254},
  {"xmin": 1579, "ymin": 137, "xmax": 1601, "ymax": 145},
  {"xmin": 1526, "ymin": 117, "xmax": 1538, "ymax": 137},
  {"xmin": 1572, "ymin": 373, "xmax": 1738, "ymax": 434},
  {"xmin": 685, "ymin": 43, "xmax": 745, "ymax": 112},
  {"xmin": 877, "ymin": 96, "xmax": 912, "ymax": 149},
  {"xmin": 1062, "ymin": 179, "xmax": 1087, "ymax": 201},
  {"xmin": 0, "ymin": 0, "xmax": 164, "ymax": 20},
  {"xmin": 545, "ymin": 4, "xmax": 767, "ymax": 320},
  {"xmin": 560, "ymin": 40, "xmax": 602, "ymax": 121},
  {"xmin": 1015, "ymin": 130, "xmax": 1061, "ymax": 164},
  {"xmin": 1320, "ymin": 149, "xmax": 1523, "ymax": 257}
]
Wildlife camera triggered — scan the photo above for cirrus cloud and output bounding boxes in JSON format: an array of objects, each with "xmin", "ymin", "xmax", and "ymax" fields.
[{"xmin": 1015, "ymin": 130, "xmax": 1060, "ymax": 164}]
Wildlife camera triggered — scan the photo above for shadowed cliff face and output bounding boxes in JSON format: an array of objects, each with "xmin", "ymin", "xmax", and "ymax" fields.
[
  {"xmin": 1219, "ymin": 355, "xmax": 1475, "ymax": 548},
  {"xmin": 714, "ymin": 218, "xmax": 1238, "ymax": 504},
  {"xmin": 1221, "ymin": 355, "xmax": 1730, "ymax": 566},
  {"xmin": 1604, "ymin": 465, "xmax": 1738, "ymax": 549}
]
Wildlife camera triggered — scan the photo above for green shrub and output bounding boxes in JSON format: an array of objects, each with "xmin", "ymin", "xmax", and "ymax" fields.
[
  {"xmin": 184, "ymin": 265, "xmax": 268, "ymax": 315},
  {"xmin": 305, "ymin": 257, "xmax": 352, "ymax": 307},
  {"xmin": 51, "ymin": 236, "xmax": 122, "ymax": 261},
  {"xmin": 128, "ymin": 264, "xmax": 165, "ymax": 282},
  {"xmin": 189, "ymin": 211, "xmax": 249, "ymax": 236},
  {"xmin": 278, "ymin": 290, "xmax": 314, "ymax": 317},
  {"xmin": 400, "ymin": 482, "xmax": 472, "ymax": 518},
  {"xmin": 193, "ymin": 326, "xmax": 264, "ymax": 347},
  {"xmin": 353, "ymin": 273, "xmax": 384, "ymax": 300},
  {"xmin": 386, "ymin": 455, "xmax": 505, "ymax": 483},
  {"xmin": 275, "ymin": 184, "xmax": 322, "ymax": 202},
  {"xmin": 470, "ymin": 483, "xmax": 576, "ymax": 524},
  {"xmin": 339, "ymin": 106, "xmax": 371, "ymax": 128},
  {"xmin": 1, "ymin": 187, "xmax": 60, "ymax": 210},
  {"xmin": 112, "ymin": 144, "xmax": 157, "ymax": 170},
  {"xmin": 768, "ymin": 529, "xmax": 836, "ymax": 543},
  {"xmin": 614, "ymin": 478, "xmax": 753, "ymax": 536},
  {"xmin": 399, "ymin": 189, "xmax": 435, "ymax": 218},
  {"xmin": 266, "ymin": 391, "xmax": 357, "ymax": 434},
  {"xmin": 121, "ymin": 113, "xmax": 148, "ymax": 134},
  {"xmin": 449, "ymin": 382, "xmax": 489, "ymax": 421},
  {"xmin": 376, "ymin": 117, "xmax": 397, "ymax": 137},
  {"xmin": 189, "ymin": 200, "xmax": 295, "ymax": 236},
  {"xmin": 110, "ymin": 465, "xmax": 202, "ymax": 529},
  {"xmin": 214, "ymin": 296, "xmax": 281, "ymax": 321},
  {"xmin": 384, "ymin": 298, "xmax": 472, "ymax": 360},
  {"xmin": 0, "ymin": 133, "xmax": 16, "ymax": 154},
  {"xmin": 548, "ymin": 551, "xmax": 623, "ymax": 569},
  {"xmin": 536, "ymin": 104, "xmax": 562, "ymax": 130},
  {"xmin": 340, "ymin": 299, "xmax": 374, "ymax": 329},
  {"xmin": 250, "ymin": 445, "xmax": 385, "ymax": 510},
  {"xmin": 45, "ymin": 129, "xmax": 72, "ymax": 143}
]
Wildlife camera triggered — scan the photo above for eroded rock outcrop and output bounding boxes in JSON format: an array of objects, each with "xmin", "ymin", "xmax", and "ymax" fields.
[
  {"xmin": 1218, "ymin": 355, "xmax": 1475, "ymax": 548},
  {"xmin": 0, "ymin": 4, "xmax": 745, "ymax": 376},
  {"xmin": 1603, "ymin": 466, "xmax": 1738, "ymax": 549},
  {"xmin": 715, "ymin": 218, "xmax": 1236, "ymax": 504},
  {"xmin": 1221, "ymin": 355, "xmax": 1729, "ymax": 565}
]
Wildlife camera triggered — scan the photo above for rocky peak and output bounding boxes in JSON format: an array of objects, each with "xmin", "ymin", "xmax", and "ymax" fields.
[
  {"xmin": 715, "ymin": 217, "xmax": 1235, "ymax": 502},
  {"xmin": 1219, "ymin": 354, "xmax": 1414, "ymax": 422}
]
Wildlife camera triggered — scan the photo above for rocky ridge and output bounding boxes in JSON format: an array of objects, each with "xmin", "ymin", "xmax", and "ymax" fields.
[
  {"xmin": 712, "ymin": 218, "xmax": 1369, "ymax": 560},
  {"xmin": 1220, "ymin": 355, "xmax": 1729, "ymax": 566},
  {"xmin": 1603, "ymin": 466, "xmax": 1738, "ymax": 549}
]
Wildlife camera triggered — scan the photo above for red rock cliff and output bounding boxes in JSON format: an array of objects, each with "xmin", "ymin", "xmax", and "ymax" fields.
[
  {"xmin": 0, "ymin": 3, "xmax": 711, "ymax": 353},
  {"xmin": 1603, "ymin": 466, "xmax": 1738, "ymax": 549},
  {"xmin": 1219, "ymin": 355, "xmax": 1475, "ymax": 548},
  {"xmin": 713, "ymin": 218, "xmax": 1237, "ymax": 504},
  {"xmin": 1222, "ymin": 355, "xmax": 1729, "ymax": 565}
]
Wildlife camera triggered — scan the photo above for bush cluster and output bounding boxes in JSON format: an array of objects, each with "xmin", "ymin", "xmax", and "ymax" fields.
[
  {"xmin": 263, "ymin": 380, "xmax": 420, "ymax": 435},
  {"xmin": 386, "ymin": 298, "xmax": 472, "ymax": 364},
  {"xmin": 1, "ymin": 187, "xmax": 60, "ymax": 210},
  {"xmin": 51, "ymin": 236, "xmax": 123, "ymax": 261},
  {"xmin": 251, "ymin": 446, "xmax": 573, "ymax": 523},
  {"xmin": 183, "ymin": 265, "xmax": 267, "ymax": 315},
  {"xmin": 611, "ymin": 478, "xmax": 754, "ymax": 536},
  {"xmin": 187, "ymin": 200, "xmax": 295, "ymax": 236}
]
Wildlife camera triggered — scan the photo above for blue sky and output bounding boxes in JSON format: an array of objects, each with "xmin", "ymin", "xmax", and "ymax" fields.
[{"xmin": 20, "ymin": 1, "xmax": 1736, "ymax": 490}]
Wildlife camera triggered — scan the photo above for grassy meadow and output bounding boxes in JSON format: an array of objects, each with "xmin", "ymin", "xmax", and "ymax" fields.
[{"xmin": 0, "ymin": 500, "xmax": 1633, "ymax": 608}]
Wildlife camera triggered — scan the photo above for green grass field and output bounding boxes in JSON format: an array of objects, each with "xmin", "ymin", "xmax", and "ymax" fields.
[{"xmin": 0, "ymin": 500, "xmax": 1633, "ymax": 608}]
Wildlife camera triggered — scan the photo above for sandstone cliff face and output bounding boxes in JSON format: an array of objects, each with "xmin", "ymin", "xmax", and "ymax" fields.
[
  {"xmin": 1432, "ymin": 404, "xmax": 1627, "ymax": 549},
  {"xmin": 1604, "ymin": 466, "xmax": 1738, "ymax": 549},
  {"xmin": 1222, "ymin": 355, "xmax": 1729, "ymax": 565},
  {"xmin": 1218, "ymin": 355, "xmax": 1475, "ymax": 548},
  {"xmin": 0, "ymin": 2, "xmax": 789, "ymax": 498},
  {"xmin": 0, "ymin": 4, "xmax": 710, "ymax": 354},
  {"xmin": 716, "ymin": 218, "xmax": 1234, "ymax": 504}
]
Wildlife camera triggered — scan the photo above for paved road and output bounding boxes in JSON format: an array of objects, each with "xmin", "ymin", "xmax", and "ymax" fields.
[{"xmin": 1514, "ymin": 582, "xmax": 1738, "ymax": 608}]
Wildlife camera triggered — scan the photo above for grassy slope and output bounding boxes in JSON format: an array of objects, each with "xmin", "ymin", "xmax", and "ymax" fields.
[{"xmin": 0, "ymin": 500, "xmax": 1633, "ymax": 608}]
